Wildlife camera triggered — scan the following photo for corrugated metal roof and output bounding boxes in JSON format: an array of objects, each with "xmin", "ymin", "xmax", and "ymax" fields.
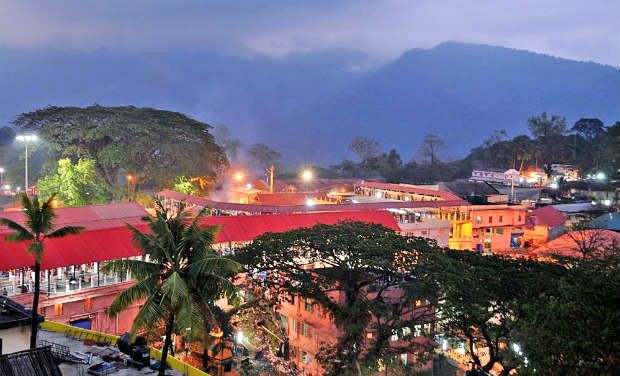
[
  {"xmin": 0, "ymin": 207, "xmax": 399, "ymax": 270},
  {"xmin": 531, "ymin": 206, "xmax": 566, "ymax": 228},
  {"xmin": 157, "ymin": 189, "xmax": 468, "ymax": 213},
  {"xmin": 0, "ymin": 203, "xmax": 148, "ymax": 231},
  {"xmin": 356, "ymin": 181, "xmax": 464, "ymax": 201},
  {"xmin": 201, "ymin": 210, "xmax": 399, "ymax": 243}
]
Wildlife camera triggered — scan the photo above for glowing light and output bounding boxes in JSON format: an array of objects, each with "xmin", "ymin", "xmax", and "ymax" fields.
[
  {"xmin": 126, "ymin": 174, "xmax": 134, "ymax": 182},
  {"xmin": 15, "ymin": 134, "xmax": 37, "ymax": 142},
  {"xmin": 236, "ymin": 331, "xmax": 244, "ymax": 344},
  {"xmin": 602, "ymin": 199, "xmax": 611, "ymax": 206},
  {"xmin": 441, "ymin": 340, "xmax": 448, "ymax": 351},
  {"xmin": 306, "ymin": 198, "xmax": 315, "ymax": 206},
  {"xmin": 512, "ymin": 343, "xmax": 523, "ymax": 356},
  {"xmin": 234, "ymin": 172, "xmax": 244, "ymax": 182},
  {"xmin": 375, "ymin": 191, "xmax": 382, "ymax": 198},
  {"xmin": 457, "ymin": 343, "xmax": 466, "ymax": 355},
  {"xmin": 2, "ymin": 185, "xmax": 9, "ymax": 190},
  {"xmin": 596, "ymin": 172, "xmax": 606, "ymax": 180},
  {"xmin": 246, "ymin": 183, "xmax": 252, "ymax": 189},
  {"xmin": 549, "ymin": 182, "xmax": 559, "ymax": 189},
  {"xmin": 301, "ymin": 169, "xmax": 313, "ymax": 181}
]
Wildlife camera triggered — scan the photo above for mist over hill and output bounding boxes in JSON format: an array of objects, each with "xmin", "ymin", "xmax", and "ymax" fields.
[{"xmin": 1, "ymin": 42, "xmax": 618, "ymax": 163}]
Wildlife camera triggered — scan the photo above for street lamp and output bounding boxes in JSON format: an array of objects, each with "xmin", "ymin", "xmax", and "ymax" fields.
[
  {"xmin": 301, "ymin": 169, "xmax": 313, "ymax": 182},
  {"xmin": 15, "ymin": 134, "xmax": 37, "ymax": 193}
]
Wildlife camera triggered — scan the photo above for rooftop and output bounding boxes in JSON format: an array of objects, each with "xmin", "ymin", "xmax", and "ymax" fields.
[
  {"xmin": 0, "ymin": 295, "xmax": 40, "ymax": 329},
  {"xmin": 38, "ymin": 329, "xmax": 184, "ymax": 376}
]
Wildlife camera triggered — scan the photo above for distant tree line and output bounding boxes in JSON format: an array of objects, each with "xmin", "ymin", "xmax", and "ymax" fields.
[{"xmin": 329, "ymin": 113, "xmax": 620, "ymax": 183}]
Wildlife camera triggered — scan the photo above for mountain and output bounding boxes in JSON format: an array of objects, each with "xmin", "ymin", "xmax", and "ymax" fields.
[
  {"xmin": 273, "ymin": 42, "xmax": 620, "ymax": 162},
  {"xmin": 0, "ymin": 42, "xmax": 618, "ymax": 164}
]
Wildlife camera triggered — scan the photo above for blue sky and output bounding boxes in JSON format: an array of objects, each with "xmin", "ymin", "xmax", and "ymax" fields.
[{"xmin": 1, "ymin": 0, "xmax": 618, "ymax": 65}]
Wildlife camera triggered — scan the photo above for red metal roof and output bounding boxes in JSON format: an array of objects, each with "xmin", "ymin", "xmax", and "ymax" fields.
[
  {"xmin": 0, "ymin": 203, "xmax": 148, "ymax": 232},
  {"xmin": 530, "ymin": 206, "xmax": 566, "ymax": 228},
  {"xmin": 157, "ymin": 189, "xmax": 468, "ymax": 213},
  {"xmin": 0, "ymin": 207, "xmax": 398, "ymax": 270},
  {"xmin": 356, "ymin": 181, "xmax": 463, "ymax": 201},
  {"xmin": 200, "ymin": 210, "xmax": 399, "ymax": 243}
]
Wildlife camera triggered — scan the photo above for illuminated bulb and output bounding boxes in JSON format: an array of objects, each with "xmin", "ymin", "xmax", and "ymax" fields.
[
  {"xmin": 234, "ymin": 172, "xmax": 244, "ymax": 181},
  {"xmin": 301, "ymin": 169, "xmax": 313, "ymax": 181},
  {"xmin": 306, "ymin": 198, "xmax": 315, "ymax": 206}
]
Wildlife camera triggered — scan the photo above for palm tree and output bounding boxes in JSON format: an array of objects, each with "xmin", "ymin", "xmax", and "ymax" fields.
[
  {"xmin": 0, "ymin": 193, "xmax": 84, "ymax": 349},
  {"xmin": 103, "ymin": 202, "xmax": 238, "ymax": 376}
]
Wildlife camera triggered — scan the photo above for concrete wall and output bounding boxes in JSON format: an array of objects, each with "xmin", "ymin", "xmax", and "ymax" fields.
[
  {"xmin": 12, "ymin": 282, "xmax": 142, "ymax": 336},
  {"xmin": 0, "ymin": 325, "xmax": 30, "ymax": 354}
]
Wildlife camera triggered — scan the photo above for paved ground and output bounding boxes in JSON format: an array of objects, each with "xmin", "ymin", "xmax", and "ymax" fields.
[{"xmin": 39, "ymin": 329, "xmax": 184, "ymax": 375}]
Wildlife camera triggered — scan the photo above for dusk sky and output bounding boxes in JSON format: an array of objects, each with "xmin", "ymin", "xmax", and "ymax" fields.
[{"xmin": 1, "ymin": 0, "xmax": 619, "ymax": 66}]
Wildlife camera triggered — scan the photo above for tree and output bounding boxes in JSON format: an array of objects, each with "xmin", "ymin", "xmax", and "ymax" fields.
[
  {"xmin": 418, "ymin": 249, "xmax": 562, "ymax": 375},
  {"xmin": 418, "ymin": 134, "xmax": 446, "ymax": 182},
  {"xmin": 213, "ymin": 125, "xmax": 242, "ymax": 162},
  {"xmin": 0, "ymin": 194, "xmax": 84, "ymax": 348},
  {"xmin": 572, "ymin": 118, "xmax": 605, "ymax": 139},
  {"xmin": 236, "ymin": 222, "xmax": 438, "ymax": 375},
  {"xmin": 103, "ymin": 203, "xmax": 238, "ymax": 376},
  {"xmin": 13, "ymin": 105, "xmax": 228, "ymax": 192},
  {"xmin": 348, "ymin": 136, "xmax": 381, "ymax": 162},
  {"xmin": 527, "ymin": 112, "xmax": 568, "ymax": 139},
  {"xmin": 173, "ymin": 175, "xmax": 198, "ymax": 195},
  {"xmin": 37, "ymin": 158, "xmax": 111, "ymax": 206},
  {"xmin": 247, "ymin": 143, "xmax": 281, "ymax": 170},
  {"xmin": 516, "ymin": 256, "xmax": 620, "ymax": 374}
]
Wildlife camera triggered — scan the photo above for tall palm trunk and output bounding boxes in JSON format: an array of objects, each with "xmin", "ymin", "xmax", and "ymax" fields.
[
  {"xmin": 159, "ymin": 313, "xmax": 175, "ymax": 376},
  {"xmin": 30, "ymin": 261, "xmax": 41, "ymax": 349}
]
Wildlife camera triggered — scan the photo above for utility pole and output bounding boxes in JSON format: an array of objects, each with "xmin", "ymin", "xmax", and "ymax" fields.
[{"xmin": 267, "ymin": 165, "xmax": 275, "ymax": 193}]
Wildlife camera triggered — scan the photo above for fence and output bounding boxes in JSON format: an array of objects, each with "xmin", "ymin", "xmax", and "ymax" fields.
[{"xmin": 40, "ymin": 320, "xmax": 209, "ymax": 376}]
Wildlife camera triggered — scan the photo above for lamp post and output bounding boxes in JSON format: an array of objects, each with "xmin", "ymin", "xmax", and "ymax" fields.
[{"xmin": 15, "ymin": 134, "xmax": 37, "ymax": 193}]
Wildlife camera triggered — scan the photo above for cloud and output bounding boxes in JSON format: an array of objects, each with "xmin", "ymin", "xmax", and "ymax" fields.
[{"xmin": 0, "ymin": 0, "xmax": 618, "ymax": 65}]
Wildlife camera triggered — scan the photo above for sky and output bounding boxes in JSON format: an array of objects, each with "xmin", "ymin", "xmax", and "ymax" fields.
[{"xmin": 1, "ymin": 0, "xmax": 619, "ymax": 66}]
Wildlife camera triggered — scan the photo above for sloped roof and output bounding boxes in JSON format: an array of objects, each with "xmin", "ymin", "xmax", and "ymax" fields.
[
  {"xmin": 0, "ymin": 207, "xmax": 398, "ymax": 270},
  {"xmin": 0, "ymin": 203, "xmax": 148, "ymax": 231},
  {"xmin": 439, "ymin": 179, "xmax": 499, "ymax": 198},
  {"xmin": 530, "ymin": 206, "xmax": 566, "ymax": 228},
  {"xmin": 0, "ymin": 347, "xmax": 61, "ymax": 376},
  {"xmin": 532, "ymin": 229, "xmax": 620, "ymax": 258},
  {"xmin": 356, "ymin": 181, "xmax": 464, "ymax": 202},
  {"xmin": 590, "ymin": 212, "xmax": 620, "ymax": 231},
  {"xmin": 201, "ymin": 210, "xmax": 399, "ymax": 243},
  {"xmin": 252, "ymin": 193, "xmax": 319, "ymax": 206},
  {"xmin": 157, "ymin": 189, "xmax": 468, "ymax": 213}
]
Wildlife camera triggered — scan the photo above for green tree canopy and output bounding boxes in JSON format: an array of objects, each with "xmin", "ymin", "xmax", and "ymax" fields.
[
  {"xmin": 37, "ymin": 158, "xmax": 111, "ymax": 206},
  {"xmin": 236, "ymin": 222, "xmax": 438, "ymax": 375},
  {"xmin": 14, "ymin": 105, "xmax": 228, "ymax": 192}
]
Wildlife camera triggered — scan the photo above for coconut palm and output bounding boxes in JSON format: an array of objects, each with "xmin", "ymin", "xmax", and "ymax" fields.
[
  {"xmin": 103, "ymin": 202, "xmax": 238, "ymax": 376},
  {"xmin": 0, "ymin": 193, "xmax": 85, "ymax": 349}
]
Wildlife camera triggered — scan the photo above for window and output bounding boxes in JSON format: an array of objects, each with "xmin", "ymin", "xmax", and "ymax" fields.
[
  {"xmin": 54, "ymin": 303, "xmax": 63, "ymax": 316},
  {"xmin": 414, "ymin": 325, "xmax": 422, "ymax": 337},
  {"xmin": 304, "ymin": 299, "xmax": 313, "ymax": 312},
  {"xmin": 476, "ymin": 216, "xmax": 482, "ymax": 224},
  {"xmin": 301, "ymin": 352, "xmax": 308, "ymax": 363},
  {"xmin": 496, "ymin": 228, "xmax": 504, "ymax": 235},
  {"xmin": 84, "ymin": 298, "xmax": 92, "ymax": 310},
  {"xmin": 390, "ymin": 329, "xmax": 399, "ymax": 341},
  {"xmin": 518, "ymin": 215, "xmax": 522, "ymax": 223},
  {"xmin": 488, "ymin": 216, "xmax": 493, "ymax": 223},
  {"xmin": 485, "ymin": 228, "xmax": 492, "ymax": 235},
  {"xmin": 402, "ymin": 327, "xmax": 411, "ymax": 337},
  {"xmin": 499, "ymin": 215, "xmax": 503, "ymax": 223},
  {"xmin": 293, "ymin": 319, "xmax": 299, "ymax": 334},
  {"xmin": 400, "ymin": 353, "xmax": 408, "ymax": 365},
  {"xmin": 303, "ymin": 323, "xmax": 311, "ymax": 337}
]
